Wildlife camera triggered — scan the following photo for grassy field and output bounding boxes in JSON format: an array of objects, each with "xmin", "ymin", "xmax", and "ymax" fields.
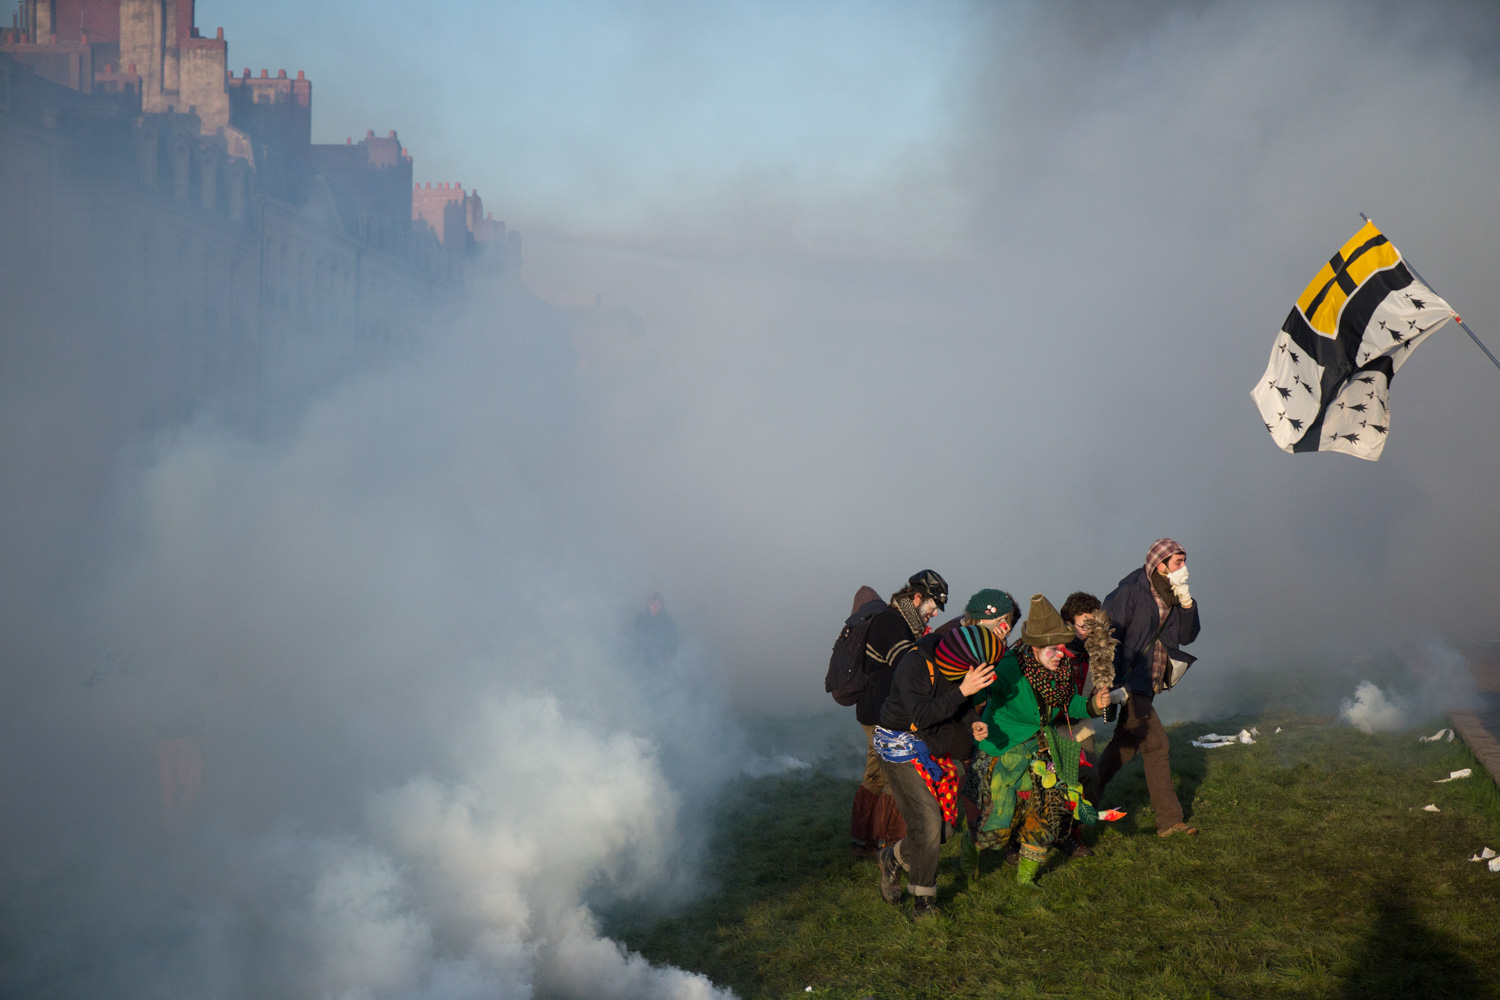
[{"xmin": 607, "ymin": 712, "xmax": 1500, "ymax": 1000}]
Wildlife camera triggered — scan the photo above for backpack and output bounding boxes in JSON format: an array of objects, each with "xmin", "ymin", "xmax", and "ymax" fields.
[{"xmin": 825, "ymin": 599, "xmax": 888, "ymax": 705}]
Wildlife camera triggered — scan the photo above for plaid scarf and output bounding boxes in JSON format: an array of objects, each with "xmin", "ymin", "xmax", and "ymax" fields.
[
  {"xmin": 1018, "ymin": 644, "xmax": 1075, "ymax": 712},
  {"xmin": 893, "ymin": 597, "xmax": 926, "ymax": 639},
  {"xmin": 1143, "ymin": 538, "xmax": 1184, "ymax": 693}
]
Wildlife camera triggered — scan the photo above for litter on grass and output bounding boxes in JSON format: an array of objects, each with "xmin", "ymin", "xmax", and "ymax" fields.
[
  {"xmin": 1422, "ymin": 804, "xmax": 1441, "ymax": 812},
  {"xmin": 1435, "ymin": 768, "xmax": 1473, "ymax": 783},
  {"xmin": 1275, "ymin": 727, "xmax": 1282, "ymax": 733},
  {"xmin": 1192, "ymin": 728, "xmax": 1257, "ymax": 748},
  {"xmin": 1419, "ymin": 728, "xmax": 1456, "ymax": 742},
  {"xmin": 1492, "ymin": 858, "xmax": 1500, "ymax": 874},
  {"xmin": 1468, "ymin": 847, "xmax": 1496, "ymax": 862}
]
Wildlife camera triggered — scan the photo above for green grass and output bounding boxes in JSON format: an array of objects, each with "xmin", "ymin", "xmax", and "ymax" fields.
[{"xmin": 606, "ymin": 713, "xmax": 1500, "ymax": 1000}]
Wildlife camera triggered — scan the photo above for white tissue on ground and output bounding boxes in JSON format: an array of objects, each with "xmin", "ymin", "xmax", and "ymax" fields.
[
  {"xmin": 1422, "ymin": 804, "xmax": 1441, "ymax": 812},
  {"xmin": 1419, "ymin": 728, "xmax": 1455, "ymax": 743},
  {"xmin": 1435, "ymin": 768, "xmax": 1472, "ymax": 783},
  {"xmin": 1468, "ymin": 847, "xmax": 1497, "ymax": 862},
  {"xmin": 1191, "ymin": 728, "xmax": 1256, "ymax": 748}
]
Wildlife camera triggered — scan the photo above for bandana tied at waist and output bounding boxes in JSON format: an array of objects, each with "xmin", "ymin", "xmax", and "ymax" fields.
[{"xmin": 874, "ymin": 726, "xmax": 960, "ymax": 825}]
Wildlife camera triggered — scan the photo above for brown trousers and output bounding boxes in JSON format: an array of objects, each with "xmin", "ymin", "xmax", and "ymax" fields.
[{"xmin": 1095, "ymin": 693, "xmax": 1183, "ymax": 832}]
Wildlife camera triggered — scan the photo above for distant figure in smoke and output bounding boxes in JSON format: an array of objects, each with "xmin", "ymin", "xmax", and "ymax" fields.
[
  {"xmin": 157, "ymin": 719, "xmax": 203, "ymax": 833},
  {"xmin": 964, "ymin": 596, "xmax": 1111, "ymax": 887},
  {"xmin": 849, "ymin": 570, "xmax": 947, "ymax": 857},
  {"xmin": 631, "ymin": 591, "xmax": 679, "ymax": 667},
  {"xmin": 873, "ymin": 622, "xmax": 1000, "ymax": 918},
  {"xmin": 1095, "ymin": 538, "xmax": 1202, "ymax": 837}
]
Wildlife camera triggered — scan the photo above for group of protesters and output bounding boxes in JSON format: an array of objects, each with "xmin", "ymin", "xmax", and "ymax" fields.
[{"xmin": 843, "ymin": 538, "xmax": 1201, "ymax": 919}]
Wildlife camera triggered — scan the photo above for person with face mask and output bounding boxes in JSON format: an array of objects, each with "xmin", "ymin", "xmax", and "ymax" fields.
[
  {"xmin": 849, "ymin": 570, "xmax": 948, "ymax": 857},
  {"xmin": 963, "ymin": 595, "xmax": 1112, "ymax": 887},
  {"xmin": 1094, "ymin": 538, "xmax": 1202, "ymax": 837}
]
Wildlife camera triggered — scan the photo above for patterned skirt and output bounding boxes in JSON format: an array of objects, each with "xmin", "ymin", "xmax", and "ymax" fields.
[{"xmin": 962, "ymin": 749, "xmax": 1073, "ymax": 861}]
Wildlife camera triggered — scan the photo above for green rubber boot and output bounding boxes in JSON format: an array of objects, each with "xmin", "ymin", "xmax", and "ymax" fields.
[
  {"xmin": 1016, "ymin": 857, "xmax": 1042, "ymax": 887},
  {"xmin": 959, "ymin": 832, "xmax": 979, "ymax": 880}
]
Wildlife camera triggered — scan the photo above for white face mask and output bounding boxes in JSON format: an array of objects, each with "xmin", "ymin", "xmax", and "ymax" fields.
[{"xmin": 1167, "ymin": 565, "xmax": 1189, "ymax": 586}]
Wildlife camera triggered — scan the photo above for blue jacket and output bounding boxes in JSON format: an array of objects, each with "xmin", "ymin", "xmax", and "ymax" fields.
[{"xmin": 1102, "ymin": 568, "xmax": 1201, "ymax": 696}]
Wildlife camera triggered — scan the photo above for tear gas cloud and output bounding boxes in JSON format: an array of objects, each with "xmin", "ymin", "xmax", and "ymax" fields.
[{"xmin": 4, "ymin": 1, "xmax": 1500, "ymax": 996}]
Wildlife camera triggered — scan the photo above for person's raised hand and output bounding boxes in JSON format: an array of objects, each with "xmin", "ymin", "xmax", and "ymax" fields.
[{"xmin": 960, "ymin": 663, "xmax": 996, "ymax": 696}]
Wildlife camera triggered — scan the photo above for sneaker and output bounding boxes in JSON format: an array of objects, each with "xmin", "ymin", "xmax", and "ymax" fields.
[
  {"xmin": 912, "ymin": 896, "xmax": 939, "ymax": 920},
  {"xmin": 877, "ymin": 846, "xmax": 903, "ymax": 904}
]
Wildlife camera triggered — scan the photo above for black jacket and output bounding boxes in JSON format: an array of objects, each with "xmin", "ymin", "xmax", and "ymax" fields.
[
  {"xmin": 855, "ymin": 605, "xmax": 920, "ymax": 726},
  {"xmin": 1103, "ymin": 567, "xmax": 1201, "ymax": 696},
  {"xmin": 878, "ymin": 633, "xmax": 979, "ymax": 758}
]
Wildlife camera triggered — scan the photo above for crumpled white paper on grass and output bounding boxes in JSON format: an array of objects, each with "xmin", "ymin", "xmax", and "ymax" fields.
[
  {"xmin": 1191, "ymin": 727, "xmax": 1257, "ymax": 749},
  {"xmin": 1469, "ymin": 847, "xmax": 1496, "ymax": 862},
  {"xmin": 1419, "ymin": 728, "xmax": 1456, "ymax": 743},
  {"xmin": 1435, "ymin": 769, "xmax": 1472, "ymax": 783}
]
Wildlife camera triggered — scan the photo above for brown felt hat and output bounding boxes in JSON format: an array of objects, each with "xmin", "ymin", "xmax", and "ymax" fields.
[{"xmin": 1020, "ymin": 594, "xmax": 1073, "ymax": 648}]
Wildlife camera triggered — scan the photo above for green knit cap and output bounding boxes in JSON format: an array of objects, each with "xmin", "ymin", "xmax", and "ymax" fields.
[
  {"xmin": 1020, "ymin": 594, "xmax": 1074, "ymax": 647},
  {"xmin": 964, "ymin": 588, "xmax": 1016, "ymax": 621}
]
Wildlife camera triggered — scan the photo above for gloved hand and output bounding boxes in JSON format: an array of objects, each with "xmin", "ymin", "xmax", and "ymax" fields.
[
  {"xmin": 1168, "ymin": 565, "xmax": 1193, "ymax": 607},
  {"xmin": 1109, "ymin": 687, "xmax": 1129, "ymax": 706}
]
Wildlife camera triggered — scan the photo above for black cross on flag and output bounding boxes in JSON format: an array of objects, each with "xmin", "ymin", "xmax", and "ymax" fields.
[{"xmin": 1251, "ymin": 221, "xmax": 1454, "ymax": 461}]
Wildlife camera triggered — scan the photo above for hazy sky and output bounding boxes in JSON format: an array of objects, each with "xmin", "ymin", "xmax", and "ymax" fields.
[{"xmin": 201, "ymin": 0, "xmax": 971, "ymax": 233}]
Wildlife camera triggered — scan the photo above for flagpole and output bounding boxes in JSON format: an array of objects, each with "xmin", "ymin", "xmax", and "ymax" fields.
[{"xmin": 1360, "ymin": 212, "xmax": 1500, "ymax": 373}]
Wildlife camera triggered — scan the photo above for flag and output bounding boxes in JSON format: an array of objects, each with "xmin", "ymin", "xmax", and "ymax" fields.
[{"xmin": 1252, "ymin": 220, "xmax": 1455, "ymax": 460}]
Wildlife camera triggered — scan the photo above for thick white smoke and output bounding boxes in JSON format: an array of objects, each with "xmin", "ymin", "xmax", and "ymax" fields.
[
  {"xmin": 1340, "ymin": 638, "xmax": 1479, "ymax": 734},
  {"xmin": 0, "ymin": 287, "xmax": 736, "ymax": 999}
]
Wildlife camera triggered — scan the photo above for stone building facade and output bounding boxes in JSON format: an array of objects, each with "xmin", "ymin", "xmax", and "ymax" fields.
[{"xmin": 1, "ymin": 0, "xmax": 520, "ymax": 439}]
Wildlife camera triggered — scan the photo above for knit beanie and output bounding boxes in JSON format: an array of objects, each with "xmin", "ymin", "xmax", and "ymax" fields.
[
  {"xmin": 1019, "ymin": 594, "xmax": 1074, "ymax": 648},
  {"xmin": 934, "ymin": 625, "xmax": 1004, "ymax": 680},
  {"xmin": 964, "ymin": 588, "xmax": 1016, "ymax": 622}
]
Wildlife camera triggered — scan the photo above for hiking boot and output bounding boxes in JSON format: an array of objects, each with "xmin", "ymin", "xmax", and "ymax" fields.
[
  {"xmin": 958, "ymin": 831, "xmax": 979, "ymax": 880},
  {"xmin": 877, "ymin": 846, "xmax": 903, "ymax": 903},
  {"xmin": 1158, "ymin": 822, "xmax": 1199, "ymax": 838},
  {"xmin": 850, "ymin": 840, "xmax": 879, "ymax": 859},
  {"xmin": 912, "ymin": 896, "xmax": 939, "ymax": 920}
]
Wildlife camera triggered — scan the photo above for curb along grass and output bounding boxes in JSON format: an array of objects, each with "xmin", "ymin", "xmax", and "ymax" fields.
[{"xmin": 605, "ymin": 714, "xmax": 1500, "ymax": 1000}]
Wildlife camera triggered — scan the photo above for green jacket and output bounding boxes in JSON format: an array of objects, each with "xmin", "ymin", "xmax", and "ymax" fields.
[{"xmin": 974, "ymin": 648, "xmax": 1092, "ymax": 758}]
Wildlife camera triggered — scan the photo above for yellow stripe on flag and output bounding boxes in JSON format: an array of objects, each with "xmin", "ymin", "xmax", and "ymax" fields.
[{"xmin": 1294, "ymin": 221, "xmax": 1402, "ymax": 338}]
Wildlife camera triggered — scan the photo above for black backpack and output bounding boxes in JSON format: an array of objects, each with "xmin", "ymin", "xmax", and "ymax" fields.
[{"xmin": 825, "ymin": 599, "xmax": 888, "ymax": 705}]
